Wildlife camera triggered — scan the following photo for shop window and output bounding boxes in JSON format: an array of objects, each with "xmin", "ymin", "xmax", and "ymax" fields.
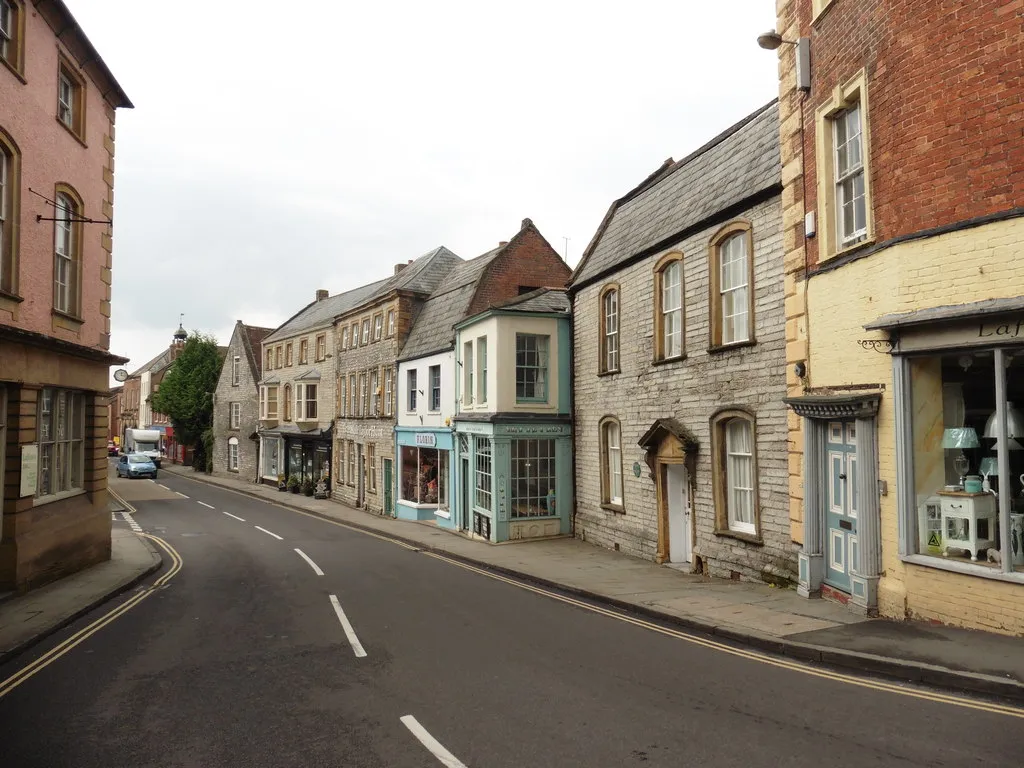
[
  {"xmin": 400, "ymin": 445, "xmax": 447, "ymax": 507},
  {"xmin": 36, "ymin": 388, "xmax": 85, "ymax": 499},
  {"xmin": 711, "ymin": 410, "xmax": 759, "ymax": 537},
  {"xmin": 511, "ymin": 439, "xmax": 557, "ymax": 518},
  {"xmin": 475, "ymin": 437, "xmax": 492, "ymax": 510},
  {"xmin": 261, "ymin": 437, "xmax": 280, "ymax": 480},
  {"xmin": 906, "ymin": 350, "xmax": 1024, "ymax": 573},
  {"xmin": 515, "ymin": 334, "xmax": 549, "ymax": 402}
]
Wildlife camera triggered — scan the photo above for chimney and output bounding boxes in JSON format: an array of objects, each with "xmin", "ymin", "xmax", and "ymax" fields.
[
  {"xmin": 498, "ymin": 241, "xmax": 508, "ymax": 247},
  {"xmin": 521, "ymin": 217, "xmax": 533, "ymax": 230},
  {"xmin": 394, "ymin": 259, "xmax": 413, "ymax": 275},
  {"xmin": 315, "ymin": 289, "xmax": 329, "ymax": 302}
]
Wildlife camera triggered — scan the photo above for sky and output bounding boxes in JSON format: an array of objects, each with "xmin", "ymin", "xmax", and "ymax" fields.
[{"xmin": 67, "ymin": 0, "xmax": 780, "ymax": 379}]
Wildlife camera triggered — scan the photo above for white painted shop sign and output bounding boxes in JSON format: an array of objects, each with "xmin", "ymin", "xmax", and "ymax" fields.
[
  {"xmin": 20, "ymin": 445, "xmax": 38, "ymax": 497},
  {"xmin": 415, "ymin": 433, "xmax": 437, "ymax": 447}
]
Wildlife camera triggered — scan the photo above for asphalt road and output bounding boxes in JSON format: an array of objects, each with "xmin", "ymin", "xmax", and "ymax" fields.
[{"xmin": 0, "ymin": 463, "xmax": 1021, "ymax": 767}]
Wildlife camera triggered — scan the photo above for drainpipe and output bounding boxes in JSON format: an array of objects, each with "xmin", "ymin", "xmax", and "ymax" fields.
[{"xmin": 568, "ymin": 312, "xmax": 577, "ymax": 538}]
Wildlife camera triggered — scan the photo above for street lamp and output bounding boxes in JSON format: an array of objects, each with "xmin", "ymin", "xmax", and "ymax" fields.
[{"xmin": 757, "ymin": 29, "xmax": 811, "ymax": 92}]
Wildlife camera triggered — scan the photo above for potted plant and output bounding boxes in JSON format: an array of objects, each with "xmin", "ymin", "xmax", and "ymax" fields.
[
  {"xmin": 277, "ymin": 474, "xmax": 287, "ymax": 492},
  {"xmin": 301, "ymin": 478, "xmax": 314, "ymax": 497},
  {"xmin": 287, "ymin": 474, "xmax": 300, "ymax": 494}
]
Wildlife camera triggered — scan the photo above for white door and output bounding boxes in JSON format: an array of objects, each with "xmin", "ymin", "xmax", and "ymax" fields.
[{"xmin": 666, "ymin": 464, "xmax": 690, "ymax": 564}]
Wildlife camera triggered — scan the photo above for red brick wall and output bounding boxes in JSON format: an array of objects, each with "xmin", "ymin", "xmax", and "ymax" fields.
[
  {"xmin": 467, "ymin": 222, "xmax": 572, "ymax": 316},
  {"xmin": 799, "ymin": 0, "xmax": 1023, "ymax": 269}
]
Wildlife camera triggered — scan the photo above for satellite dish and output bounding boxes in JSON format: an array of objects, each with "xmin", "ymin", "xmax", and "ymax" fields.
[{"xmin": 113, "ymin": 368, "xmax": 129, "ymax": 382}]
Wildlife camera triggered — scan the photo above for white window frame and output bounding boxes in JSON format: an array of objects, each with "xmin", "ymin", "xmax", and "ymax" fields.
[
  {"xmin": 296, "ymin": 383, "xmax": 318, "ymax": 421},
  {"xmin": 228, "ymin": 437, "xmax": 239, "ymax": 471},
  {"xmin": 725, "ymin": 418, "xmax": 756, "ymax": 534},
  {"xmin": 477, "ymin": 337, "xmax": 487, "ymax": 404},
  {"xmin": 474, "ymin": 437, "xmax": 492, "ymax": 511},
  {"xmin": 602, "ymin": 419, "xmax": 623, "ymax": 506},
  {"xmin": 384, "ymin": 366, "xmax": 394, "ymax": 417},
  {"xmin": 230, "ymin": 402, "xmax": 241, "ymax": 429},
  {"xmin": 602, "ymin": 288, "xmax": 619, "ymax": 372},
  {"xmin": 260, "ymin": 385, "xmax": 279, "ymax": 420},
  {"xmin": 231, "ymin": 355, "xmax": 240, "ymax": 386},
  {"xmin": 372, "ymin": 314, "xmax": 383, "ymax": 341},
  {"xmin": 660, "ymin": 261, "xmax": 682, "ymax": 359},
  {"xmin": 58, "ymin": 70, "xmax": 74, "ymax": 128},
  {"xmin": 463, "ymin": 342, "xmax": 474, "ymax": 406},
  {"xmin": 370, "ymin": 368, "xmax": 380, "ymax": 416},
  {"xmin": 429, "ymin": 365, "xmax": 441, "ymax": 411},
  {"xmin": 515, "ymin": 334, "xmax": 549, "ymax": 403},
  {"xmin": 341, "ymin": 327, "xmax": 350, "ymax": 350},
  {"xmin": 349, "ymin": 374, "xmax": 358, "ymax": 417},
  {"xmin": 36, "ymin": 388, "xmax": 85, "ymax": 500},
  {"xmin": 833, "ymin": 102, "xmax": 867, "ymax": 248},
  {"xmin": 407, "ymin": 369, "xmax": 418, "ymax": 412},
  {"xmin": 719, "ymin": 233, "xmax": 750, "ymax": 345},
  {"xmin": 386, "ymin": 309, "xmax": 395, "ymax": 337},
  {"xmin": 339, "ymin": 376, "xmax": 347, "ymax": 417},
  {"xmin": 510, "ymin": 438, "xmax": 557, "ymax": 518},
  {"xmin": 54, "ymin": 192, "xmax": 74, "ymax": 314},
  {"xmin": 361, "ymin": 319, "xmax": 370, "ymax": 345}
]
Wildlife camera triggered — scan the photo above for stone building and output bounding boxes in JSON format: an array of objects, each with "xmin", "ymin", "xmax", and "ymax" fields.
[
  {"xmin": 0, "ymin": 2, "xmax": 132, "ymax": 591},
  {"xmin": 258, "ymin": 285, "xmax": 384, "ymax": 491},
  {"xmin": 212, "ymin": 321, "xmax": 272, "ymax": 481},
  {"xmin": 569, "ymin": 102, "xmax": 793, "ymax": 584},
  {"xmin": 775, "ymin": 0, "xmax": 1024, "ymax": 630},
  {"xmin": 333, "ymin": 246, "xmax": 463, "ymax": 513}
]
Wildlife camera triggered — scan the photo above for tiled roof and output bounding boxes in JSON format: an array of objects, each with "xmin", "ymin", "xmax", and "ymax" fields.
[
  {"xmin": 398, "ymin": 247, "xmax": 506, "ymax": 361},
  {"xmin": 239, "ymin": 323, "xmax": 274, "ymax": 380},
  {"xmin": 571, "ymin": 100, "xmax": 780, "ymax": 288}
]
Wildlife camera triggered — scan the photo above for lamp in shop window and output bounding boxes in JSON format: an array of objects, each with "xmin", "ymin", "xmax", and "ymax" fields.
[
  {"xmin": 983, "ymin": 401, "xmax": 1024, "ymax": 441},
  {"xmin": 942, "ymin": 427, "xmax": 979, "ymax": 487}
]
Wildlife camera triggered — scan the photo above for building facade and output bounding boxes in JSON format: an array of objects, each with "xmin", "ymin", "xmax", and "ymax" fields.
[
  {"xmin": 107, "ymin": 385, "xmax": 122, "ymax": 448},
  {"xmin": 259, "ymin": 285, "xmax": 384, "ymax": 492},
  {"xmin": 453, "ymin": 289, "xmax": 574, "ymax": 542},
  {"xmin": 569, "ymin": 103, "xmax": 794, "ymax": 583},
  {"xmin": 777, "ymin": 0, "xmax": 1024, "ymax": 630},
  {"xmin": 333, "ymin": 247, "xmax": 462, "ymax": 514},
  {"xmin": 212, "ymin": 321, "xmax": 272, "ymax": 481},
  {"xmin": 0, "ymin": 1, "xmax": 132, "ymax": 590}
]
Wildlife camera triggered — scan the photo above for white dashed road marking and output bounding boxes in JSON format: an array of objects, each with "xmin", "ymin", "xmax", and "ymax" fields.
[
  {"xmin": 400, "ymin": 715, "xmax": 467, "ymax": 767},
  {"xmin": 158, "ymin": 484, "xmax": 171, "ymax": 490},
  {"xmin": 329, "ymin": 595, "xmax": 366, "ymax": 658},
  {"xmin": 254, "ymin": 526, "xmax": 283, "ymax": 540},
  {"xmin": 294, "ymin": 549, "xmax": 324, "ymax": 576},
  {"xmin": 222, "ymin": 511, "xmax": 246, "ymax": 522},
  {"xmin": 197, "ymin": 501, "xmax": 215, "ymax": 509},
  {"xmin": 120, "ymin": 509, "xmax": 142, "ymax": 533},
  {"xmin": 175, "ymin": 492, "xmax": 189, "ymax": 499}
]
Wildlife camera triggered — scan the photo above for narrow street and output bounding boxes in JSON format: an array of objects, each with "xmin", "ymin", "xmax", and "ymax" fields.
[{"xmin": 0, "ymin": 464, "xmax": 1019, "ymax": 767}]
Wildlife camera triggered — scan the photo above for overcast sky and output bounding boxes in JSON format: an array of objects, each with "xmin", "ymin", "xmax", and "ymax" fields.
[{"xmin": 68, "ymin": 0, "xmax": 779, "ymax": 378}]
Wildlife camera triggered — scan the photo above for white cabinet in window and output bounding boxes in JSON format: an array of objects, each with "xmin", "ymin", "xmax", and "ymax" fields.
[{"xmin": 938, "ymin": 491, "xmax": 997, "ymax": 562}]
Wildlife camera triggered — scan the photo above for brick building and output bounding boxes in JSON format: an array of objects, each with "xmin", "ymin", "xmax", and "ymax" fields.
[
  {"xmin": 776, "ymin": 0, "xmax": 1024, "ymax": 629},
  {"xmin": 107, "ymin": 385, "xmax": 122, "ymax": 448},
  {"xmin": 0, "ymin": 1, "xmax": 132, "ymax": 590},
  {"xmin": 569, "ymin": 103, "xmax": 794, "ymax": 583},
  {"xmin": 333, "ymin": 246, "xmax": 462, "ymax": 513},
  {"xmin": 212, "ymin": 321, "xmax": 272, "ymax": 481}
]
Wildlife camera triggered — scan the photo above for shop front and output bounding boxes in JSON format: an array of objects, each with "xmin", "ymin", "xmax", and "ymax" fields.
[
  {"xmin": 260, "ymin": 425, "xmax": 331, "ymax": 491},
  {"xmin": 453, "ymin": 419, "xmax": 572, "ymax": 543},
  {"xmin": 395, "ymin": 428, "xmax": 454, "ymax": 523}
]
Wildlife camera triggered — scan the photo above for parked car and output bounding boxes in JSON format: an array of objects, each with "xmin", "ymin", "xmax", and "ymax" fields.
[
  {"xmin": 108, "ymin": 441, "xmax": 119, "ymax": 457},
  {"xmin": 116, "ymin": 453, "xmax": 159, "ymax": 480}
]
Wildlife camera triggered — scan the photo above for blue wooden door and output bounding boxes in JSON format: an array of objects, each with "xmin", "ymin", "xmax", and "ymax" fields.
[{"xmin": 825, "ymin": 421, "xmax": 858, "ymax": 593}]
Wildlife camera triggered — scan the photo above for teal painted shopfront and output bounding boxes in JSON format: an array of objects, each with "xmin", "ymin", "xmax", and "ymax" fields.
[
  {"xmin": 395, "ymin": 427, "xmax": 455, "ymax": 523},
  {"xmin": 453, "ymin": 419, "xmax": 572, "ymax": 542}
]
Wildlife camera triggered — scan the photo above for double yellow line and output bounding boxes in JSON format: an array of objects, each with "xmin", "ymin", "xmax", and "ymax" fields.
[{"xmin": 0, "ymin": 533, "xmax": 183, "ymax": 700}]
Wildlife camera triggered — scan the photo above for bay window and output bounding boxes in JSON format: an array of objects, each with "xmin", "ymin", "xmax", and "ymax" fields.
[{"xmin": 295, "ymin": 383, "xmax": 317, "ymax": 421}]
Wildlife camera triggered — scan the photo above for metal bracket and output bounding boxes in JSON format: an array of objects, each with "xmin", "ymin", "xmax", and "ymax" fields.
[{"xmin": 858, "ymin": 339, "xmax": 895, "ymax": 353}]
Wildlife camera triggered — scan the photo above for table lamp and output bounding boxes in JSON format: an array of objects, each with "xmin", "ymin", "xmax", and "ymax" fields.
[{"xmin": 943, "ymin": 427, "xmax": 979, "ymax": 487}]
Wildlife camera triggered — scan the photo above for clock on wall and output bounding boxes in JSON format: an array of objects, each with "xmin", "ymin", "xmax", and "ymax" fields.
[{"xmin": 113, "ymin": 368, "xmax": 129, "ymax": 382}]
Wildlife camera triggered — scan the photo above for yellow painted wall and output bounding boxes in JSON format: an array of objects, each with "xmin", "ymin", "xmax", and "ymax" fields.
[{"xmin": 807, "ymin": 216, "xmax": 1024, "ymax": 635}]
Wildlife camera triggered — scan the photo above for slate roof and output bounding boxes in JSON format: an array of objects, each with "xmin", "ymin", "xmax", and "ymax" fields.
[
  {"xmin": 571, "ymin": 100, "xmax": 780, "ymax": 289},
  {"xmin": 398, "ymin": 246, "xmax": 505, "ymax": 361},
  {"xmin": 264, "ymin": 279, "xmax": 389, "ymax": 343},
  {"xmin": 129, "ymin": 347, "xmax": 173, "ymax": 378},
  {"xmin": 490, "ymin": 288, "xmax": 571, "ymax": 315},
  {"xmin": 371, "ymin": 246, "xmax": 463, "ymax": 299}
]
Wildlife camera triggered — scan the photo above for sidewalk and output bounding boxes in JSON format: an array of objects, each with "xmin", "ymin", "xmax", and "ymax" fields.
[
  {"xmin": 164, "ymin": 464, "xmax": 1024, "ymax": 701},
  {"xmin": 0, "ymin": 509, "xmax": 162, "ymax": 665}
]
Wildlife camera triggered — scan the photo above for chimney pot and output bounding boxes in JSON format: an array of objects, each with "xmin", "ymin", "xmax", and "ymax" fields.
[{"xmin": 316, "ymin": 289, "xmax": 329, "ymax": 302}]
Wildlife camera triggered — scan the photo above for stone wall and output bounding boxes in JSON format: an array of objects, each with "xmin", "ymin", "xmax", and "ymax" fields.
[
  {"xmin": 212, "ymin": 327, "xmax": 260, "ymax": 481},
  {"xmin": 572, "ymin": 196, "xmax": 796, "ymax": 583}
]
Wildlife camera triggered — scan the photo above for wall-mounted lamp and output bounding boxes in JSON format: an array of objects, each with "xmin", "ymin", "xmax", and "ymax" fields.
[
  {"xmin": 757, "ymin": 30, "xmax": 810, "ymax": 92},
  {"xmin": 794, "ymin": 361, "xmax": 807, "ymax": 379}
]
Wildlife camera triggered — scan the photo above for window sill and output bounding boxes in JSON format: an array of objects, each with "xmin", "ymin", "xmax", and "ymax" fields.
[
  {"xmin": 601, "ymin": 502, "xmax": 625, "ymax": 514},
  {"xmin": 901, "ymin": 554, "xmax": 1024, "ymax": 584},
  {"xmin": 597, "ymin": 368, "xmax": 621, "ymax": 377},
  {"xmin": 515, "ymin": 399, "xmax": 550, "ymax": 406},
  {"xmin": 435, "ymin": 508, "xmax": 451, "ymax": 519},
  {"xmin": 652, "ymin": 354, "xmax": 686, "ymax": 367},
  {"xmin": 811, "ymin": 0, "xmax": 837, "ymax": 25},
  {"xmin": 708, "ymin": 339, "xmax": 756, "ymax": 354},
  {"xmin": 0, "ymin": 288, "xmax": 24, "ymax": 304},
  {"xmin": 818, "ymin": 236, "xmax": 876, "ymax": 265},
  {"xmin": 399, "ymin": 500, "xmax": 440, "ymax": 510},
  {"xmin": 511, "ymin": 514, "xmax": 559, "ymax": 521},
  {"xmin": 33, "ymin": 488, "xmax": 87, "ymax": 507},
  {"xmin": 228, "ymin": 469, "xmax": 239, "ymax": 474},
  {"xmin": 51, "ymin": 308, "xmax": 84, "ymax": 329},
  {"xmin": 1, "ymin": 56, "xmax": 27, "ymax": 84},
  {"xmin": 55, "ymin": 116, "xmax": 88, "ymax": 148},
  {"xmin": 713, "ymin": 528, "xmax": 764, "ymax": 546}
]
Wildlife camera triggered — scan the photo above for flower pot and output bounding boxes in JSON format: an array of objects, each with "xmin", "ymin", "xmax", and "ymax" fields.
[
  {"xmin": 278, "ymin": 485, "xmax": 287, "ymax": 492},
  {"xmin": 290, "ymin": 486, "xmax": 300, "ymax": 494}
]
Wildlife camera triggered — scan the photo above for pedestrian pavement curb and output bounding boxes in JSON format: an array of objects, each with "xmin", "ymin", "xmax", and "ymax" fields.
[
  {"xmin": 0, "ymin": 534, "xmax": 163, "ymax": 668},
  {"xmin": 166, "ymin": 467, "xmax": 1024, "ymax": 704}
]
